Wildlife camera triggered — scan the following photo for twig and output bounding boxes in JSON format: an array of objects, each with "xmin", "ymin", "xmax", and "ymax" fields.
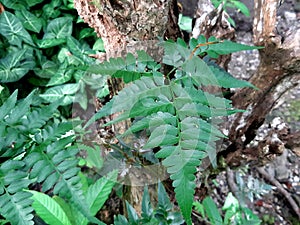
[{"xmin": 255, "ymin": 166, "xmax": 300, "ymax": 220}]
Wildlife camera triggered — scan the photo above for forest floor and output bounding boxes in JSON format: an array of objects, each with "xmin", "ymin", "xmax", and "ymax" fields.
[{"xmin": 200, "ymin": 1, "xmax": 300, "ymax": 224}]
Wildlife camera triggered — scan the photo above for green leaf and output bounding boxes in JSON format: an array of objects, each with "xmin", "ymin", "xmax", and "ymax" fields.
[
  {"xmin": 1, "ymin": 0, "xmax": 26, "ymax": 10},
  {"xmin": 141, "ymin": 186, "xmax": 153, "ymax": 218},
  {"xmin": 28, "ymin": 191, "xmax": 72, "ymax": 225},
  {"xmin": 182, "ymin": 57, "xmax": 219, "ymax": 86},
  {"xmin": 207, "ymin": 39, "xmax": 262, "ymax": 56},
  {"xmin": 0, "ymin": 161, "xmax": 34, "ymax": 225},
  {"xmin": 66, "ymin": 36, "xmax": 95, "ymax": 64},
  {"xmin": 37, "ymin": 38, "xmax": 66, "ymax": 48},
  {"xmin": 202, "ymin": 196, "xmax": 223, "ymax": 225},
  {"xmin": 209, "ymin": 64, "xmax": 258, "ymax": 89},
  {"xmin": 85, "ymin": 170, "xmax": 118, "ymax": 215},
  {"xmin": 232, "ymin": 0, "xmax": 250, "ymax": 17},
  {"xmin": 178, "ymin": 14, "xmax": 193, "ymax": 32},
  {"xmin": 39, "ymin": 83, "xmax": 80, "ymax": 105},
  {"xmin": 0, "ymin": 49, "xmax": 35, "ymax": 83},
  {"xmin": 157, "ymin": 182, "xmax": 172, "ymax": 210},
  {"xmin": 93, "ymin": 38, "xmax": 105, "ymax": 51},
  {"xmin": 0, "ymin": 90, "xmax": 18, "ymax": 120},
  {"xmin": 15, "ymin": 9, "xmax": 43, "ymax": 33},
  {"xmin": 126, "ymin": 201, "xmax": 139, "ymax": 224},
  {"xmin": 46, "ymin": 63, "xmax": 74, "ymax": 86},
  {"xmin": 26, "ymin": 0, "xmax": 44, "ymax": 7},
  {"xmin": 78, "ymin": 144, "xmax": 104, "ymax": 169},
  {"xmin": 53, "ymin": 196, "xmax": 78, "ymax": 225},
  {"xmin": 0, "ymin": 11, "xmax": 34, "ymax": 47},
  {"xmin": 144, "ymin": 124, "xmax": 178, "ymax": 149},
  {"xmin": 43, "ymin": 17, "xmax": 73, "ymax": 39}
]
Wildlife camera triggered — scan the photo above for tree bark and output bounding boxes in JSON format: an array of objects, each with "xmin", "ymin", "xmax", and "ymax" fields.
[{"xmin": 224, "ymin": 0, "xmax": 300, "ymax": 165}]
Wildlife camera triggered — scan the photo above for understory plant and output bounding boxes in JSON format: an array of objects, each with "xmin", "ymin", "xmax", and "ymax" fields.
[
  {"xmin": 85, "ymin": 35, "xmax": 260, "ymax": 224},
  {"xmin": 0, "ymin": 0, "xmax": 107, "ymax": 113},
  {"xmin": 0, "ymin": 89, "xmax": 117, "ymax": 225},
  {"xmin": 211, "ymin": 0, "xmax": 250, "ymax": 26},
  {"xmin": 114, "ymin": 182, "xmax": 184, "ymax": 225},
  {"xmin": 193, "ymin": 193, "xmax": 261, "ymax": 225}
]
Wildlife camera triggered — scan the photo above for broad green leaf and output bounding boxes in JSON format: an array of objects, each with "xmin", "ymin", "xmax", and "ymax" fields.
[
  {"xmin": 0, "ymin": 11, "xmax": 34, "ymax": 47},
  {"xmin": 203, "ymin": 196, "xmax": 223, "ymax": 225},
  {"xmin": 43, "ymin": 17, "xmax": 73, "ymax": 39},
  {"xmin": 15, "ymin": 9, "xmax": 43, "ymax": 33},
  {"xmin": 28, "ymin": 191, "xmax": 72, "ymax": 225},
  {"xmin": 0, "ymin": 49, "xmax": 35, "ymax": 83},
  {"xmin": 53, "ymin": 196, "xmax": 77, "ymax": 225},
  {"xmin": 93, "ymin": 38, "xmax": 105, "ymax": 51},
  {"xmin": 46, "ymin": 62, "xmax": 74, "ymax": 86},
  {"xmin": 26, "ymin": 0, "xmax": 44, "ymax": 7},
  {"xmin": 66, "ymin": 36, "xmax": 95, "ymax": 64},
  {"xmin": 178, "ymin": 14, "xmax": 192, "ymax": 32},
  {"xmin": 85, "ymin": 170, "xmax": 118, "ymax": 215},
  {"xmin": 39, "ymin": 83, "xmax": 80, "ymax": 104},
  {"xmin": 37, "ymin": 38, "xmax": 66, "ymax": 48},
  {"xmin": 79, "ymin": 28, "xmax": 95, "ymax": 40},
  {"xmin": 1, "ymin": 0, "xmax": 26, "ymax": 10},
  {"xmin": 0, "ymin": 90, "xmax": 18, "ymax": 120}
]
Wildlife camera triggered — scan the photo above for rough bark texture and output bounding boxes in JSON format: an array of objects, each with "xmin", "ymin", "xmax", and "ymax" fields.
[
  {"xmin": 224, "ymin": 0, "xmax": 300, "ymax": 165},
  {"xmin": 74, "ymin": 0, "xmax": 181, "ymax": 59}
]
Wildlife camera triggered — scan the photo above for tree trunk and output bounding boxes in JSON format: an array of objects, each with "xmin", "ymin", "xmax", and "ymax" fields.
[{"xmin": 223, "ymin": 0, "xmax": 300, "ymax": 165}]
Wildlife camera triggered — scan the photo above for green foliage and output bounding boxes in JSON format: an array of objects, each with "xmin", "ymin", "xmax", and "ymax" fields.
[
  {"xmin": 86, "ymin": 36, "xmax": 260, "ymax": 224},
  {"xmin": 114, "ymin": 182, "xmax": 184, "ymax": 225},
  {"xmin": 0, "ymin": 89, "xmax": 112, "ymax": 224},
  {"xmin": 28, "ymin": 170, "xmax": 118, "ymax": 225},
  {"xmin": 193, "ymin": 194, "xmax": 261, "ymax": 225},
  {"xmin": 178, "ymin": 14, "xmax": 193, "ymax": 32},
  {"xmin": 0, "ymin": 0, "xmax": 108, "ymax": 111},
  {"xmin": 211, "ymin": 0, "xmax": 250, "ymax": 27}
]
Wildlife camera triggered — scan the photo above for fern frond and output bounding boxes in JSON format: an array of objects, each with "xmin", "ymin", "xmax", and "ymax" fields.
[
  {"xmin": 0, "ymin": 161, "xmax": 34, "ymax": 225},
  {"xmin": 25, "ymin": 136, "xmax": 100, "ymax": 224},
  {"xmin": 89, "ymin": 38, "xmax": 257, "ymax": 224},
  {"xmin": 85, "ymin": 76, "xmax": 167, "ymax": 128},
  {"xmin": 87, "ymin": 50, "xmax": 160, "ymax": 83}
]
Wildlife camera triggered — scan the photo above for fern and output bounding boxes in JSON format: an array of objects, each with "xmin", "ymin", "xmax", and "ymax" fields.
[
  {"xmin": 0, "ymin": 90, "xmax": 102, "ymax": 225},
  {"xmin": 87, "ymin": 50, "xmax": 160, "ymax": 83},
  {"xmin": 0, "ymin": 161, "xmax": 34, "ymax": 225},
  {"xmin": 85, "ymin": 36, "xmax": 259, "ymax": 224}
]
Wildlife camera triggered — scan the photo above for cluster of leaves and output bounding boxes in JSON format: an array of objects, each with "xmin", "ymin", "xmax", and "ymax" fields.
[
  {"xmin": 0, "ymin": 0, "xmax": 108, "ymax": 112},
  {"xmin": 193, "ymin": 193, "xmax": 261, "ymax": 225},
  {"xmin": 85, "ymin": 35, "xmax": 260, "ymax": 224},
  {"xmin": 114, "ymin": 182, "xmax": 183, "ymax": 225},
  {"xmin": 0, "ymin": 89, "xmax": 119, "ymax": 225},
  {"xmin": 211, "ymin": 0, "xmax": 250, "ymax": 26}
]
